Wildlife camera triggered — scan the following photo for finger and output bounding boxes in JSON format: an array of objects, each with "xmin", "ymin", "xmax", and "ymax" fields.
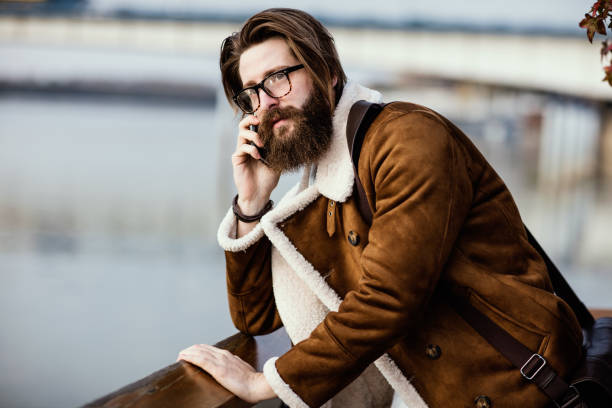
[
  {"xmin": 178, "ymin": 350, "xmax": 219, "ymax": 369},
  {"xmin": 178, "ymin": 344, "xmax": 203, "ymax": 355},
  {"xmin": 183, "ymin": 345, "xmax": 239, "ymax": 366},
  {"xmin": 235, "ymin": 143, "xmax": 261, "ymax": 161},
  {"xmin": 177, "ymin": 345, "xmax": 217, "ymax": 362},
  {"xmin": 179, "ymin": 351, "xmax": 229, "ymax": 378},
  {"xmin": 239, "ymin": 115, "xmax": 259, "ymax": 130},
  {"xmin": 189, "ymin": 344, "xmax": 227, "ymax": 357},
  {"xmin": 237, "ymin": 120, "xmax": 263, "ymax": 148},
  {"xmin": 197, "ymin": 345, "xmax": 234, "ymax": 358},
  {"xmin": 250, "ymin": 132, "xmax": 264, "ymax": 148},
  {"xmin": 179, "ymin": 353, "xmax": 209, "ymax": 370},
  {"xmin": 237, "ymin": 129, "xmax": 263, "ymax": 150},
  {"xmin": 179, "ymin": 345, "xmax": 217, "ymax": 358},
  {"xmin": 195, "ymin": 346, "xmax": 253, "ymax": 371}
]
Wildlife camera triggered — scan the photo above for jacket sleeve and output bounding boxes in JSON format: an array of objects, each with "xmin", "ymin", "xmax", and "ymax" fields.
[
  {"xmin": 264, "ymin": 110, "xmax": 473, "ymax": 407},
  {"xmin": 217, "ymin": 207, "xmax": 283, "ymax": 335}
]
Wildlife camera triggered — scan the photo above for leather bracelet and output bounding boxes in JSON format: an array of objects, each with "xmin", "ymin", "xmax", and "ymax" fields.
[{"xmin": 232, "ymin": 194, "xmax": 273, "ymax": 223}]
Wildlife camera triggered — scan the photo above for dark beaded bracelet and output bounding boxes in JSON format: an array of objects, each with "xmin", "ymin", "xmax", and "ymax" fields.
[{"xmin": 232, "ymin": 194, "xmax": 274, "ymax": 223}]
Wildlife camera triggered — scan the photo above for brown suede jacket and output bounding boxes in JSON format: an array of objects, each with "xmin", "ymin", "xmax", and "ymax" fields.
[{"xmin": 217, "ymin": 83, "xmax": 583, "ymax": 408}]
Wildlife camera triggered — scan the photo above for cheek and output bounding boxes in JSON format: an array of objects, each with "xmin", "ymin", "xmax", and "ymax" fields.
[{"xmin": 291, "ymin": 75, "xmax": 314, "ymax": 101}]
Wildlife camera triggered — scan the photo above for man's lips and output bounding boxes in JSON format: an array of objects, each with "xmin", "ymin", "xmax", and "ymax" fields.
[{"xmin": 273, "ymin": 118, "xmax": 287, "ymax": 128}]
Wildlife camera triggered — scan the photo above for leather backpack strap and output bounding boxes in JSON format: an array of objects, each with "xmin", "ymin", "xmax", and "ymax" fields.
[
  {"xmin": 346, "ymin": 100, "xmax": 385, "ymax": 226},
  {"xmin": 523, "ymin": 226, "xmax": 595, "ymax": 328}
]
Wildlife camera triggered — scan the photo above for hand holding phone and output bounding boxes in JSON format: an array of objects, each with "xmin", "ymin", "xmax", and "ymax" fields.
[{"xmin": 248, "ymin": 124, "xmax": 269, "ymax": 166}]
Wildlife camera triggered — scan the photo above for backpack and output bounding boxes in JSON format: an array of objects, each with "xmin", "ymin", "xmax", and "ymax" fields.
[{"xmin": 346, "ymin": 100, "xmax": 612, "ymax": 408}]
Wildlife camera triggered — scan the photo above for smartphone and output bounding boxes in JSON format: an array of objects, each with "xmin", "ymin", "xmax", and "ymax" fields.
[{"xmin": 249, "ymin": 124, "xmax": 269, "ymax": 166}]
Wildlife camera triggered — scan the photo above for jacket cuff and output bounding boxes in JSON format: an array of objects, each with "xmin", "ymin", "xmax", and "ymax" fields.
[
  {"xmin": 263, "ymin": 357, "xmax": 310, "ymax": 408},
  {"xmin": 217, "ymin": 206, "xmax": 265, "ymax": 252}
]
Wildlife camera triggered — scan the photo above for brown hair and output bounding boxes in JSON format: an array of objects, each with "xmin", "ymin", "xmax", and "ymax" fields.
[{"xmin": 220, "ymin": 8, "xmax": 346, "ymax": 112}]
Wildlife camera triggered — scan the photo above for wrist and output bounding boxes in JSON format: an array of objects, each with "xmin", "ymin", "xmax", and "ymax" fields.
[
  {"xmin": 249, "ymin": 372, "xmax": 276, "ymax": 402},
  {"xmin": 233, "ymin": 194, "xmax": 273, "ymax": 223},
  {"xmin": 237, "ymin": 196, "xmax": 270, "ymax": 215}
]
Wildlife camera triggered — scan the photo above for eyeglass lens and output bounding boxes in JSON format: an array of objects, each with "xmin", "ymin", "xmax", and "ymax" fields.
[{"xmin": 237, "ymin": 72, "xmax": 292, "ymax": 113}]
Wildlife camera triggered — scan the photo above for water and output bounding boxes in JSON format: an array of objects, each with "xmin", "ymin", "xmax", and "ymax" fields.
[
  {"xmin": 0, "ymin": 244, "xmax": 233, "ymax": 408},
  {"xmin": 0, "ymin": 95, "xmax": 236, "ymax": 407},
  {"xmin": 0, "ymin": 95, "xmax": 222, "ymax": 238}
]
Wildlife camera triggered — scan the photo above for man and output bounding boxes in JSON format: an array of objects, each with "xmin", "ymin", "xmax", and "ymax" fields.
[{"xmin": 178, "ymin": 8, "xmax": 583, "ymax": 408}]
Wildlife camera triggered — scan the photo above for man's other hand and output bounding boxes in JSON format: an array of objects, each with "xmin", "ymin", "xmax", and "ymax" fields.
[{"xmin": 177, "ymin": 343, "xmax": 276, "ymax": 403}]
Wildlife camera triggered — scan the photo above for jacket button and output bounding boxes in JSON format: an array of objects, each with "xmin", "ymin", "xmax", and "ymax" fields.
[
  {"xmin": 474, "ymin": 395, "xmax": 491, "ymax": 408},
  {"xmin": 425, "ymin": 344, "xmax": 441, "ymax": 360},
  {"xmin": 347, "ymin": 231, "xmax": 360, "ymax": 246}
]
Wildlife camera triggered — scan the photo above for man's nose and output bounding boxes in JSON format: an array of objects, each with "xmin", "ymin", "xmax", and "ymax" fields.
[{"xmin": 257, "ymin": 88, "xmax": 279, "ymax": 112}]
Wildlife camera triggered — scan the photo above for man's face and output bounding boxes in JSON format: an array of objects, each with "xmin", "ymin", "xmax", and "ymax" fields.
[
  {"xmin": 239, "ymin": 37, "xmax": 313, "ymax": 124},
  {"xmin": 238, "ymin": 37, "xmax": 333, "ymax": 172}
]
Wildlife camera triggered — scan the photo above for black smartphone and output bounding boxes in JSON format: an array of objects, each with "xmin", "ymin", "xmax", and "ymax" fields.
[{"xmin": 249, "ymin": 124, "xmax": 269, "ymax": 166}]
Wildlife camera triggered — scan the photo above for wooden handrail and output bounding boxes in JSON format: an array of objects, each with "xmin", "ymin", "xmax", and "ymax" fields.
[
  {"xmin": 590, "ymin": 309, "xmax": 612, "ymax": 320},
  {"xmin": 81, "ymin": 328, "xmax": 291, "ymax": 408},
  {"xmin": 81, "ymin": 309, "xmax": 612, "ymax": 408}
]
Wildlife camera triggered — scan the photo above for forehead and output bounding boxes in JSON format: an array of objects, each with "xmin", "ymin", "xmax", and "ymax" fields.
[{"xmin": 238, "ymin": 37, "xmax": 300, "ymax": 87}]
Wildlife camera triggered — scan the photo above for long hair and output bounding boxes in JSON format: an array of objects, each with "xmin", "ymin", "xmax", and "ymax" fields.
[{"xmin": 220, "ymin": 8, "xmax": 347, "ymax": 112}]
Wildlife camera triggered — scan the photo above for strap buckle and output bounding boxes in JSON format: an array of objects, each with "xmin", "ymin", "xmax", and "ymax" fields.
[{"xmin": 520, "ymin": 353, "xmax": 547, "ymax": 381}]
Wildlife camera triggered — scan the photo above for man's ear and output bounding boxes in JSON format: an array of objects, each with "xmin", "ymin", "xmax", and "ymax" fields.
[
  {"xmin": 329, "ymin": 75, "xmax": 338, "ymax": 98},
  {"xmin": 327, "ymin": 75, "xmax": 339, "ymax": 109}
]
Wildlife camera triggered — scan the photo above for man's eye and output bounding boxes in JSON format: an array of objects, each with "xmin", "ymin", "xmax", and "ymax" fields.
[{"xmin": 267, "ymin": 73, "xmax": 284, "ymax": 84}]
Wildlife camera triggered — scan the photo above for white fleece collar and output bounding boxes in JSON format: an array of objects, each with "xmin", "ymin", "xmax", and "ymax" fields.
[{"xmin": 311, "ymin": 80, "xmax": 383, "ymax": 202}]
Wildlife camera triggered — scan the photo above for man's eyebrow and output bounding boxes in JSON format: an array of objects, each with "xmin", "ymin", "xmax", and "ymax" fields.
[{"xmin": 243, "ymin": 65, "xmax": 290, "ymax": 87}]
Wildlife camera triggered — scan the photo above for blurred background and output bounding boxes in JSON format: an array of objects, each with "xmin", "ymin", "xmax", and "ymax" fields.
[{"xmin": 1, "ymin": 1, "xmax": 611, "ymax": 407}]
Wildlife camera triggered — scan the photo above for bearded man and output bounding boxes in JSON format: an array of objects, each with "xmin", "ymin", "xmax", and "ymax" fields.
[{"xmin": 177, "ymin": 8, "xmax": 584, "ymax": 408}]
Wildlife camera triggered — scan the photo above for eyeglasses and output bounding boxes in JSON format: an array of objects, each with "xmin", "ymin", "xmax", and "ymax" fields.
[{"xmin": 233, "ymin": 64, "xmax": 305, "ymax": 114}]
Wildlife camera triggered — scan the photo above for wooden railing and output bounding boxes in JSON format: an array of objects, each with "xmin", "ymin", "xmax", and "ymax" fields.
[
  {"xmin": 591, "ymin": 309, "xmax": 612, "ymax": 320},
  {"xmin": 82, "ymin": 309, "xmax": 612, "ymax": 408},
  {"xmin": 82, "ymin": 328, "xmax": 291, "ymax": 408}
]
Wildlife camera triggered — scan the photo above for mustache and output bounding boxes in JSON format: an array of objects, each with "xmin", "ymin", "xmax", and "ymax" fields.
[{"xmin": 260, "ymin": 106, "xmax": 298, "ymax": 126}]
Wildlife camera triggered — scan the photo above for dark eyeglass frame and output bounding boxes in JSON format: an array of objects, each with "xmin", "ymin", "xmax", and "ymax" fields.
[{"xmin": 233, "ymin": 64, "xmax": 305, "ymax": 114}]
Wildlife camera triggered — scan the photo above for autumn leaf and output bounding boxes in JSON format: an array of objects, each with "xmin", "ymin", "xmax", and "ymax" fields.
[
  {"xmin": 578, "ymin": 14, "xmax": 606, "ymax": 43},
  {"xmin": 603, "ymin": 65, "xmax": 612, "ymax": 86},
  {"xmin": 584, "ymin": 1, "xmax": 612, "ymax": 86},
  {"xmin": 595, "ymin": 0, "xmax": 612, "ymax": 13},
  {"xmin": 592, "ymin": 1, "xmax": 603, "ymax": 14},
  {"xmin": 580, "ymin": 13, "xmax": 607, "ymax": 42}
]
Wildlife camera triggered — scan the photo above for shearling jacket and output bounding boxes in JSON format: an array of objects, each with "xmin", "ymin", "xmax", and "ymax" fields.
[{"xmin": 217, "ymin": 81, "xmax": 583, "ymax": 408}]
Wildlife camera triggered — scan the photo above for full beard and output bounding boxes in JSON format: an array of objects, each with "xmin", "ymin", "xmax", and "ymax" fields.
[{"xmin": 257, "ymin": 87, "xmax": 333, "ymax": 173}]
